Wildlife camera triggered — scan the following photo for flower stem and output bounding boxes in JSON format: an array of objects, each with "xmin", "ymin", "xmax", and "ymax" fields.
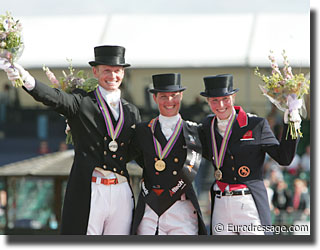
[{"xmin": 14, "ymin": 77, "xmax": 24, "ymax": 87}]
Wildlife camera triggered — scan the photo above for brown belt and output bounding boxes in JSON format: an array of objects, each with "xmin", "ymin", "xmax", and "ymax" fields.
[{"xmin": 92, "ymin": 176, "xmax": 118, "ymax": 185}]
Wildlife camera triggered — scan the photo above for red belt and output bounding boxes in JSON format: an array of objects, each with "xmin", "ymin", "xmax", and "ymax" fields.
[
  {"xmin": 216, "ymin": 180, "xmax": 247, "ymax": 192},
  {"xmin": 92, "ymin": 176, "xmax": 118, "ymax": 185}
]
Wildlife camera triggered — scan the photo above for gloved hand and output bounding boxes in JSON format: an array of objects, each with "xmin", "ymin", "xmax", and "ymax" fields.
[
  {"xmin": 284, "ymin": 94, "xmax": 302, "ymax": 129},
  {"xmin": 0, "ymin": 59, "xmax": 35, "ymax": 89},
  {"xmin": 284, "ymin": 108, "xmax": 301, "ymax": 131},
  {"xmin": 0, "ymin": 58, "xmax": 10, "ymax": 70},
  {"xmin": 65, "ymin": 122, "xmax": 71, "ymax": 135}
]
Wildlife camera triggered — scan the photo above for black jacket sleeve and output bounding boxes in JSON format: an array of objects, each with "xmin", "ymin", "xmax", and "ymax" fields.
[
  {"xmin": 261, "ymin": 119, "xmax": 299, "ymax": 166},
  {"xmin": 24, "ymin": 80, "xmax": 84, "ymax": 118}
]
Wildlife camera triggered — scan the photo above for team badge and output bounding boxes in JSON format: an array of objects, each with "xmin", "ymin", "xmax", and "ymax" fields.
[{"xmin": 238, "ymin": 165, "xmax": 250, "ymax": 177}]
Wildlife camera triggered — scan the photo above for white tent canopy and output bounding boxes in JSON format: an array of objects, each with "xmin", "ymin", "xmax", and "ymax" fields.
[{"xmin": 18, "ymin": 13, "xmax": 310, "ymax": 68}]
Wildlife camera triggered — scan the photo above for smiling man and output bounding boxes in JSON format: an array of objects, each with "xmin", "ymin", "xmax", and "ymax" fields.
[
  {"xmin": 198, "ymin": 74, "xmax": 299, "ymax": 235},
  {"xmin": 130, "ymin": 73, "xmax": 207, "ymax": 235},
  {"xmin": 1, "ymin": 45, "xmax": 141, "ymax": 235}
]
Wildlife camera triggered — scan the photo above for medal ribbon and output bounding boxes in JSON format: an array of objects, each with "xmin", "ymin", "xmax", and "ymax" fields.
[
  {"xmin": 211, "ymin": 109, "xmax": 236, "ymax": 170},
  {"xmin": 94, "ymin": 88, "xmax": 124, "ymax": 141},
  {"xmin": 149, "ymin": 116, "xmax": 183, "ymax": 160}
]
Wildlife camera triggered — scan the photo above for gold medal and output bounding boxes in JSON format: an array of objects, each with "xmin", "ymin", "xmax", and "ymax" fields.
[
  {"xmin": 214, "ymin": 169, "xmax": 222, "ymax": 180},
  {"xmin": 109, "ymin": 140, "xmax": 118, "ymax": 152},
  {"xmin": 154, "ymin": 160, "xmax": 166, "ymax": 172}
]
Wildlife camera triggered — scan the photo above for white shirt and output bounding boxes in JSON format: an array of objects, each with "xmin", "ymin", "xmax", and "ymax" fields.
[
  {"xmin": 158, "ymin": 114, "xmax": 181, "ymax": 140},
  {"xmin": 95, "ymin": 86, "xmax": 121, "ymax": 179},
  {"xmin": 214, "ymin": 107, "xmax": 236, "ymax": 191},
  {"xmin": 98, "ymin": 86, "xmax": 121, "ymax": 120},
  {"xmin": 216, "ymin": 108, "xmax": 236, "ymax": 137}
]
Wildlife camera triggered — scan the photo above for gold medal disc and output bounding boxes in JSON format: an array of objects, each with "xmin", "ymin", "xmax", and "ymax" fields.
[
  {"xmin": 214, "ymin": 169, "xmax": 223, "ymax": 180},
  {"xmin": 155, "ymin": 160, "xmax": 166, "ymax": 171}
]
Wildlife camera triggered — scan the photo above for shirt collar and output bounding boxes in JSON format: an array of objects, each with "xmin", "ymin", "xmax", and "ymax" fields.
[
  {"xmin": 216, "ymin": 107, "xmax": 236, "ymax": 124},
  {"xmin": 98, "ymin": 86, "xmax": 121, "ymax": 104},
  {"xmin": 158, "ymin": 114, "xmax": 181, "ymax": 128}
]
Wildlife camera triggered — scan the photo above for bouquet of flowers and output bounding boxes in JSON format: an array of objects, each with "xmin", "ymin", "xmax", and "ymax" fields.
[
  {"xmin": 0, "ymin": 12, "xmax": 24, "ymax": 87},
  {"xmin": 254, "ymin": 50, "xmax": 310, "ymax": 140},
  {"xmin": 43, "ymin": 59, "xmax": 98, "ymax": 144}
]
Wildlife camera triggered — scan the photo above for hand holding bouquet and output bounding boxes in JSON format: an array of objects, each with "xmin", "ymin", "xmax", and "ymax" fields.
[
  {"xmin": 255, "ymin": 50, "xmax": 310, "ymax": 140},
  {"xmin": 0, "ymin": 12, "xmax": 24, "ymax": 87},
  {"xmin": 43, "ymin": 59, "xmax": 98, "ymax": 144}
]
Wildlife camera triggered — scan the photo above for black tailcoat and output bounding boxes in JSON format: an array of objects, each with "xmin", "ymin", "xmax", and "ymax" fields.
[
  {"xmin": 199, "ymin": 106, "xmax": 298, "ymax": 235},
  {"xmin": 25, "ymin": 80, "xmax": 141, "ymax": 234},
  {"xmin": 130, "ymin": 119, "xmax": 207, "ymax": 235}
]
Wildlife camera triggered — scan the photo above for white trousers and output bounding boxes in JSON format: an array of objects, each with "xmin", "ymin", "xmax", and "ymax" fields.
[
  {"xmin": 137, "ymin": 199, "xmax": 198, "ymax": 235},
  {"xmin": 86, "ymin": 179, "xmax": 134, "ymax": 235},
  {"xmin": 212, "ymin": 194, "xmax": 264, "ymax": 235}
]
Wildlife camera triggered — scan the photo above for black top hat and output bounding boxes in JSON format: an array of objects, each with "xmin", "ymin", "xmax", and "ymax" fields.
[
  {"xmin": 148, "ymin": 73, "xmax": 186, "ymax": 94},
  {"xmin": 88, "ymin": 45, "xmax": 130, "ymax": 67},
  {"xmin": 200, "ymin": 74, "xmax": 239, "ymax": 97}
]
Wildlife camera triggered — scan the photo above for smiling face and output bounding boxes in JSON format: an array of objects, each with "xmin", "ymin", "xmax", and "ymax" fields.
[
  {"xmin": 153, "ymin": 91, "xmax": 183, "ymax": 117},
  {"xmin": 207, "ymin": 94, "xmax": 235, "ymax": 120},
  {"xmin": 92, "ymin": 65, "xmax": 124, "ymax": 91}
]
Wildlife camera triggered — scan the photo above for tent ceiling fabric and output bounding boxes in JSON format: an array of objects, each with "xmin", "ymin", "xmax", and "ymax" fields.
[
  {"xmin": 0, "ymin": 150, "xmax": 142, "ymax": 177},
  {"xmin": 18, "ymin": 13, "xmax": 309, "ymax": 68},
  {"xmin": 0, "ymin": 150, "xmax": 74, "ymax": 176}
]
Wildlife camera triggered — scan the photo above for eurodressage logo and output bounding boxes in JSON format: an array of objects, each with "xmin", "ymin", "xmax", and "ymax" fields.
[{"xmin": 169, "ymin": 179, "xmax": 186, "ymax": 197}]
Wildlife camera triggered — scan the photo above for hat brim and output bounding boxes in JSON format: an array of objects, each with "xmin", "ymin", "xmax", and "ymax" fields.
[
  {"xmin": 200, "ymin": 89, "xmax": 239, "ymax": 98},
  {"xmin": 149, "ymin": 87, "xmax": 186, "ymax": 94},
  {"xmin": 89, "ymin": 61, "xmax": 131, "ymax": 67}
]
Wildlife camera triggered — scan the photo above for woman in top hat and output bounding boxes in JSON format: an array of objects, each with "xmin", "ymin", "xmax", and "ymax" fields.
[
  {"xmin": 130, "ymin": 73, "xmax": 207, "ymax": 235},
  {"xmin": 0, "ymin": 45, "xmax": 141, "ymax": 235},
  {"xmin": 198, "ymin": 74, "xmax": 299, "ymax": 235}
]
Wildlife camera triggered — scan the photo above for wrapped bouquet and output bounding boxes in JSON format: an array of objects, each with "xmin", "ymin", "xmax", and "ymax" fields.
[
  {"xmin": 255, "ymin": 50, "xmax": 310, "ymax": 140},
  {"xmin": 43, "ymin": 59, "xmax": 98, "ymax": 144},
  {"xmin": 0, "ymin": 12, "xmax": 24, "ymax": 87}
]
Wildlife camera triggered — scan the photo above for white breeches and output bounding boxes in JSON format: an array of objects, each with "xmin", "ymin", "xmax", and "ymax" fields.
[
  {"xmin": 211, "ymin": 193, "xmax": 264, "ymax": 235},
  {"xmin": 137, "ymin": 197, "xmax": 198, "ymax": 235},
  {"xmin": 86, "ymin": 177, "xmax": 134, "ymax": 235}
]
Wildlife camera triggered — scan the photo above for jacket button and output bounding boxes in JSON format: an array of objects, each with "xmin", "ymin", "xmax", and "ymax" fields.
[
  {"xmin": 154, "ymin": 157, "xmax": 158, "ymax": 161},
  {"xmin": 174, "ymin": 158, "xmax": 179, "ymax": 163},
  {"xmin": 103, "ymin": 165, "xmax": 107, "ymax": 169},
  {"xmin": 173, "ymin": 171, "xmax": 177, "ymax": 175},
  {"xmin": 120, "ymin": 170, "xmax": 124, "ymax": 175},
  {"xmin": 120, "ymin": 142, "xmax": 125, "ymax": 146},
  {"xmin": 104, "ymin": 137, "xmax": 107, "ymax": 141},
  {"xmin": 232, "ymin": 167, "xmax": 235, "ymax": 171},
  {"xmin": 230, "ymin": 155, "xmax": 234, "ymax": 160},
  {"xmin": 113, "ymin": 168, "xmax": 117, "ymax": 172},
  {"xmin": 104, "ymin": 151, "xmax": 107, "ymax": 156},
  {"xmin": 234, "ymin": 177, "xmax": 237, "ymax": 181},
  {"xmin": 120, "ymin": 156, "xmax": 123, "ymax": 161}
]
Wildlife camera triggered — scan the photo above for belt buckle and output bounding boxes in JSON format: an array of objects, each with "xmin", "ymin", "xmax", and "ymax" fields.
[
  {"xmin": 225, "ymin": 190, "xmax": 233, "ymax": 196},
  {"xmin": 216, "ymin": 191, "xmax": 221, "ymax": 199},
  {"xmin": 95, "ymin": 177, "xmax": 101, "ymax": 185}
]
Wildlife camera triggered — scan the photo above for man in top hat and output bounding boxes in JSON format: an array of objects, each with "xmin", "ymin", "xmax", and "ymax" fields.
[
  {"xmin": 130, "ymin": 73, "xmax": 207, "ymax": 235},
  {"xmin": 198, "ymin": 74, "xmax": 299, "ymax": 235},
  {"xmin": 0, "ymin": 45, "xmax": 141, "ymax": 235}
]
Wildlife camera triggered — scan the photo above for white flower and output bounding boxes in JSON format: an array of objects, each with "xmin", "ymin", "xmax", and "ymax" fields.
[{"xmin": 2, "ymin": 19, "xmax": 9, "ymax": 30}]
